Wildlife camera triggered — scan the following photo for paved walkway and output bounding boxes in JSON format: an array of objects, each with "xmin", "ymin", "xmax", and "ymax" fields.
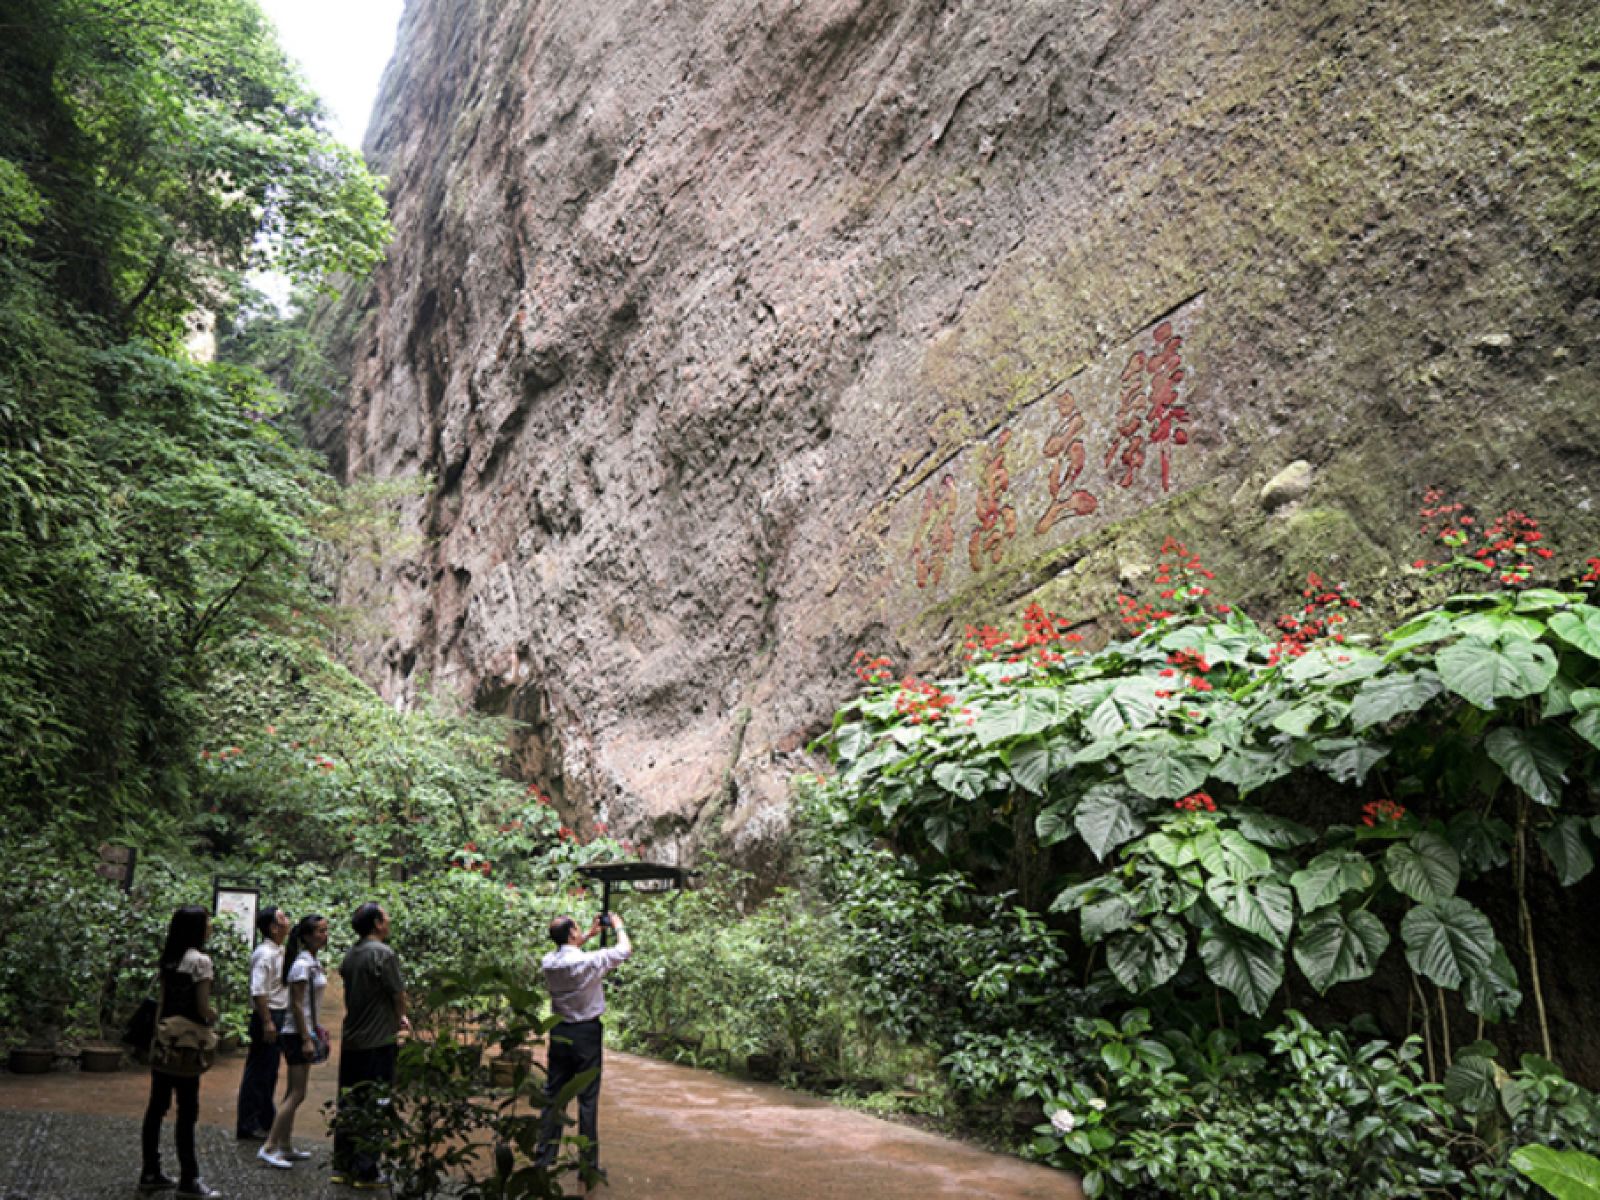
[{"xmin": 0, "ymin": 979, "xmax": 1080, "ymax": 1199}]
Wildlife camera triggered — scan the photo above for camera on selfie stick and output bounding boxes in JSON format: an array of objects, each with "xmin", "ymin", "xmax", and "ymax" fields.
[{"xmin": 576, "ymin": 861, "xmax": 701, "ymax": 947}]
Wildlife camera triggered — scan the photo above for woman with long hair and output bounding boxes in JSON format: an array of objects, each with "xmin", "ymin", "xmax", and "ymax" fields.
[
  {"xmin": 139, "ymin": 906, "xmax": 220, "ymax": 1198},
  {"xmin": 258, "ymin": 913, "xmax": 329, "ymax": 1170}
]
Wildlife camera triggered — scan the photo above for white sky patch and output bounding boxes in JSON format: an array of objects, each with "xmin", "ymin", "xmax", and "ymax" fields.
[{"xmin": 257, "ymin": 0, "xmax": 406, "ymax": 150}]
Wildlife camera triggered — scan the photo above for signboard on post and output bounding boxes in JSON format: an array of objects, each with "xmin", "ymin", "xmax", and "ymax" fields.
[
  {"xmin": 96, "ymin": 844, "xmax": 137, "ymax": 892},
  {"xmin": 213, "ymin": 882, "xmax": 260, "ymax": 950}
]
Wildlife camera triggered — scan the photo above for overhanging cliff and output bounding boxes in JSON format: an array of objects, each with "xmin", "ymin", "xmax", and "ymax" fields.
[{"xmin": 324, "ymin": 0, "xmax": 1600, "ymax": 862}]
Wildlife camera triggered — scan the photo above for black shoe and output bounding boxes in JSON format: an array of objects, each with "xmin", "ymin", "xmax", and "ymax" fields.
[
  {"xmin": 137, "ymin": 1172, "xmax": 177, "ymax": 1192},
  {"xmin": 177, "ymin": 1180, "xmax": 221, "ymax": 1199},
  {"xmin": 236, "ymin": 1127, "xmax": 270, "ymax": 1141}
]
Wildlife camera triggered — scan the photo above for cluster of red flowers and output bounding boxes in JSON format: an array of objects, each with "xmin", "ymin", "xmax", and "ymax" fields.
[
  {"xmin": 1585, "ymin": 557, "xmax": 1600, "ymax": 584},
  {"xmin": 1361, "ymin": 799, "xmax": 1406, "ymax": 827},
  {"xmin": 1269, "ymin": 572, "xmax": 1360, "ymax": 666},
  {"xmin": 1156, "ymin": 648, "xmax": 1214, "ymax": 699},
  {"xmin": 1174, "ymin": 791, "xmax": 1218, "ymax": 813},
  {"xmin": 962, "ymin": 603, "xmax": 1086, "ymax": 668},
  {"xmin": 1116, "ymin": 594, "xmax": 1175, "ymax": 633},
  {"xmin": 451, "ymin": 841, "xmax": 494, "ymax": 876},
  {"xmin": 1413, "ymin": 491, "xmax": 1554, "ymax": 586},
  {"xmin": 558, "ymin": 825, "xmax": 576, "ymax": 841},
  {"xmin": 1154, "ymin": 538, "xmax": 1217, "ymax": 604},
  {"xmin": 852, "ymin": 650, "xmax": 896, "ymax": 685},
  {"xmin": 1119, "ymin": 539, "xmax": 1233, "ymax": 633},
  {"xmin": 894, "ymin": 677, "xmax": 958, "ymax": 724},
  {"xmin": 200, "ymin": 746, "xmax": 245, "ymax": 761}
]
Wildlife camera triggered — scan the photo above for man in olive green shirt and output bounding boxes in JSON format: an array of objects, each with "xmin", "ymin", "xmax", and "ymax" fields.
[{"xmin": 332, "ymin": 902, "xmax": 409, "ymax": 1188}]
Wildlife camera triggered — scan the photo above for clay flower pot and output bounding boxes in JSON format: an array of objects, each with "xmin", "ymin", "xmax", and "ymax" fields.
[
  {"xmin": 79, "ymin": 1045, "xmax": 123, "ymax": 1073},
  {"xmin": 8, "ymin": 1046, "xmax": 56, "ymax": 1074}
]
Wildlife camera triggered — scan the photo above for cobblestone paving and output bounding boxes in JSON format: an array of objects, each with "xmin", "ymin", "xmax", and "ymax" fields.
[{"xmin": 0, "ymin": 1110, "xmax": 352, "ymax": 1200}]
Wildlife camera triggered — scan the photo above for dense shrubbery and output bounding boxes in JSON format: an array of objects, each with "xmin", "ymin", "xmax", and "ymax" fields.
[{"xmin": 600, "ymin": 511, "xmax": 1600, "ymax": 1197}]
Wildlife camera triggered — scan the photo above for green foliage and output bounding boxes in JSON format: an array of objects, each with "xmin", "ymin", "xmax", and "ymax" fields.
[
  {"xmin": 0, "ymin": 0, "xmax": 389, "ymax": 831},
  {"xmin": 823, "ymin": 548, "xmax": 1600, "ymax": 1031},
  {"xmin": 334, "ymin": 964, "xmax": 594, "ymax": 1200},
  {"xmin": 1033, "ymin": 1013, "xmax": 1600, "ymax": 1200},
  {"xmin": 1514, "ymin": 1146, "xmax": 1600, "ymax": 1200}
]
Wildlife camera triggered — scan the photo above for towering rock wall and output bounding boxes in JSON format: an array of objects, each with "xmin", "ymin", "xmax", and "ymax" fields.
[{"xmin": 328, "ymin": 0, "xmax": 1600, "ymax": 862}]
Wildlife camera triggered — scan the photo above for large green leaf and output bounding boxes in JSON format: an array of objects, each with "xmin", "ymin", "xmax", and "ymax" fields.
[
  {"xmin": 1385, "ymin": 832, "xmax": 1461, "ymax": 904},
  {"xmin": 1436, "ymin": 636, "xmax": 1557, "ymax": 710},
  {"xmin": 1290, "ymin": 849, "xmax": 1375, "ymax": 912},
  {"xmin": 1293, "ymin": 906, "xmax": 1389, "ymax": 993},
  {"xmin": 973, "ymin": 690, "xmax": 1068, "ymax": 747},
  {"xmin": 1085, "ymin": 679, "xmax": 1162, "ymax": 738},
  {"xmin": 832, "ymin": 721, "xmax": 872, "ymax": 762},
  {"xmin": 1573, "ymin": 709, "xmax": 1600, "ymax": 753},
  {"xmin": 932, "ymin": 761, "xmax": 991, "ymax": 801},
  {"xmin": 1106, "ymin": 916, "xmax": 1188, "ymax": 993},
  {"xmin": 1199, "ymin": 924, "xmax": 1284, "ymax": 1016},
  {"xmin": 1235, "ymin": 810, "xmax": 1315, "ymax": 849},
  {"xmin": 1075, "ymin": 785, "xmax": 1147, "ymax": 861},
  {"xmin": 1035, "ymin": 800, "xmax": 1076, "ymax": 847},
  {"xmin": 1485, "ymin": 726, "xmax": 1570, "ymax": 807},
  {"xmin": 1510, "ymin": 1145, "xmax": 1600, "ymax": 1200},
  {"xmin": 1314, "ymin": 737, "xmax": 1390, "ymax": 785},
  {"xmin": 1081, "ymin": 894, "xmax": 1136, "ymax": 942},
  {"xmin": 1197, "ymin": 829, "xmax": 1273, "ymax": 882},
  {"xmin": 1121, "ymin": 739, "xmax": 1212, "ymax": 800},
  {"xmin": 1007, "ymin": 739, "xmax": 1076, "ymax": 795},
  {"xmin": 1446, "ymin": 810, "xmax": 1513, "ymax": 873},
  {"xmin": 1539, "ymin": 817, "xmax": 1596, "ymax": 886},
  {"xmin": 1349, "ymin": 670, "xmax": 1444, "ymax": 730},
  {"xmin": 1462, "ymin": 946, "xmax": 1523, "ymax": 1021},
  {"xmin": 1401, "ymin": 897, "xmax": 1496, "ymax": 989},
  {"xmin": 1549, "ymin": 606, "xmax": 1600, "ymax": 662},
  {"xmin": 922, "ymin": 810, "xmax": 956, "ymax": 855},
  {"xmin": 1206, "ymin": 877, "xmax": 1295, "ymax": 948},
  {"xmin": 1212, "ymin": 743, "xmax": 1292, "ymax": 795}
]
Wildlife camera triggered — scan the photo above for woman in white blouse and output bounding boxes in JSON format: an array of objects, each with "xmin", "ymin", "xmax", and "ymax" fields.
[{"xmin": 258, "ymin": 913, "xmax": 328, "ymax": 1170}]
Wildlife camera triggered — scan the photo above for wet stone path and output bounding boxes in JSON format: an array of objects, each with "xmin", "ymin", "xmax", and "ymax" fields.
[{"xmin": 0, "ymin": 980, "xmax": 1079, "ymax": 1199}]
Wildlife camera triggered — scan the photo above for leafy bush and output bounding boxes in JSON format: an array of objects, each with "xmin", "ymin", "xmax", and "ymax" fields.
[
  {"xmin": 824, "ymin": 532, "xmax": 1600, "ymax": 1054},
  {"xmin": 1032, "ymin": 1012, "xmax": 1600, "ymax": 1199}
]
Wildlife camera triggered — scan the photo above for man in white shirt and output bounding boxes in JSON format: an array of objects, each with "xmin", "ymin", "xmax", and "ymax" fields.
[
  {"xmin": 235, "ymin": 905, "xmax": 291, "ymax": 1140},
  {"xmin": 535, "ymin": 910, "xmax": 632, "ymax": 1189}
]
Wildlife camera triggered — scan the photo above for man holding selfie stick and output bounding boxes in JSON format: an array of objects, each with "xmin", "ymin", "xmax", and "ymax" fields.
[{"xmin": 536, "ymin": 908, "xmax": 632, "ymax": 1189}]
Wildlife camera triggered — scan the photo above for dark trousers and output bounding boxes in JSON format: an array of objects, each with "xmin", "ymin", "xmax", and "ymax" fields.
[
  {"xmin": 235, "ymin": 1007, "xmax": 287, "ymax": 1136},
  {"xmin": 333, "ymin": 1042, "xmax": 397, "ymax": 1182},
  {"xmin": 537, "ymin": 1018, "xmax": 604, "ymax": 1171},
  {"xmin": 142, "ymin": 1070, "xmax": 201, "ymax": 1182}
]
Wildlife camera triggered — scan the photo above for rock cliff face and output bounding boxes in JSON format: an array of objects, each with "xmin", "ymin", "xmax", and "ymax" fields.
[{"xmin": 327, "ymin": 0, "xmax": 1600, "ymax": 864}]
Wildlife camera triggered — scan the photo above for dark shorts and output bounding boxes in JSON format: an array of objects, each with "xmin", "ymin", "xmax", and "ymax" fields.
[{"xmin": 281, "ymin": 1031, "xmax": 321, "ymax": 1066}]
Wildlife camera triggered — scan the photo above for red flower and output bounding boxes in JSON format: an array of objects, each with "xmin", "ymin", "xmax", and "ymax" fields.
[
  {"xmin": 1360, "ymin": 799, "xmax": 1406, "ymax": 827},
  {"xmin": 1174, "ymin": 792, "xmax": 1217, "ymax": 813}
]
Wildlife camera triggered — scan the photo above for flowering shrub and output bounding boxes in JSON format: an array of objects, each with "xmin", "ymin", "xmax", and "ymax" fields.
[{"xmin": 825, "ymin": 510, "xmax": 1600, "ymax": 1048}]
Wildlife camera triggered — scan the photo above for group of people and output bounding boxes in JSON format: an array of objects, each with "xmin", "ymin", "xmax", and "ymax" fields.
[
  {"xmin": 139, "ymin": 898, "xmax": 633, "ymax": 1197},
  {"xmin": 139, "ymin": 900, "xmax": 408, "ymax": 1195}
]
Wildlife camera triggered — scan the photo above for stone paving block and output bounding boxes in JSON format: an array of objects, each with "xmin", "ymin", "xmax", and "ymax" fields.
[{"xmin": 0, "ymin": 1111, "xmax": 353, "ymax": 1200}]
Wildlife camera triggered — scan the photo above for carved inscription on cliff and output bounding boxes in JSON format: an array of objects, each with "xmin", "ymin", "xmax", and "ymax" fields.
[{"xmin": 896, "ymin": 296, "xmax": 1207, "ymax": 601}]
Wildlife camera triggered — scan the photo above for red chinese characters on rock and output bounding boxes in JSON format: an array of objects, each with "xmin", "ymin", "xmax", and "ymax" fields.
[
  {"xmin": 1034, "ymin": 388, "xmax": 1099, "ymax": 536},
  {"xmin": 1105, "ymin": 320, "xmax": 1189, "ymax": 492},
  {"xmin": 968, "ymin": 429, "xmax": 1018, "ymax": 572},
  {"xmin": 910, "ymin": 475, "xmax": 959, "ymax": 589}
]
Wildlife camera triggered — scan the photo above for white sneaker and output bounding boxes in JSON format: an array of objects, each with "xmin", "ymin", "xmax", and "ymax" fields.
[
  {"xmin": 284, "ymin": 1149, "xmax": 312, "ymax": 1161},
  {"xmin": 257, "ymin": 1148, "xmax": 292, "ymax": 1170}
]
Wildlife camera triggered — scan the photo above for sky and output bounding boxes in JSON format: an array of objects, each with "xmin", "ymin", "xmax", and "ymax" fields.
[{"xmin": 257, "ymin": 0, "xmax": 406, "ymax": 149}]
